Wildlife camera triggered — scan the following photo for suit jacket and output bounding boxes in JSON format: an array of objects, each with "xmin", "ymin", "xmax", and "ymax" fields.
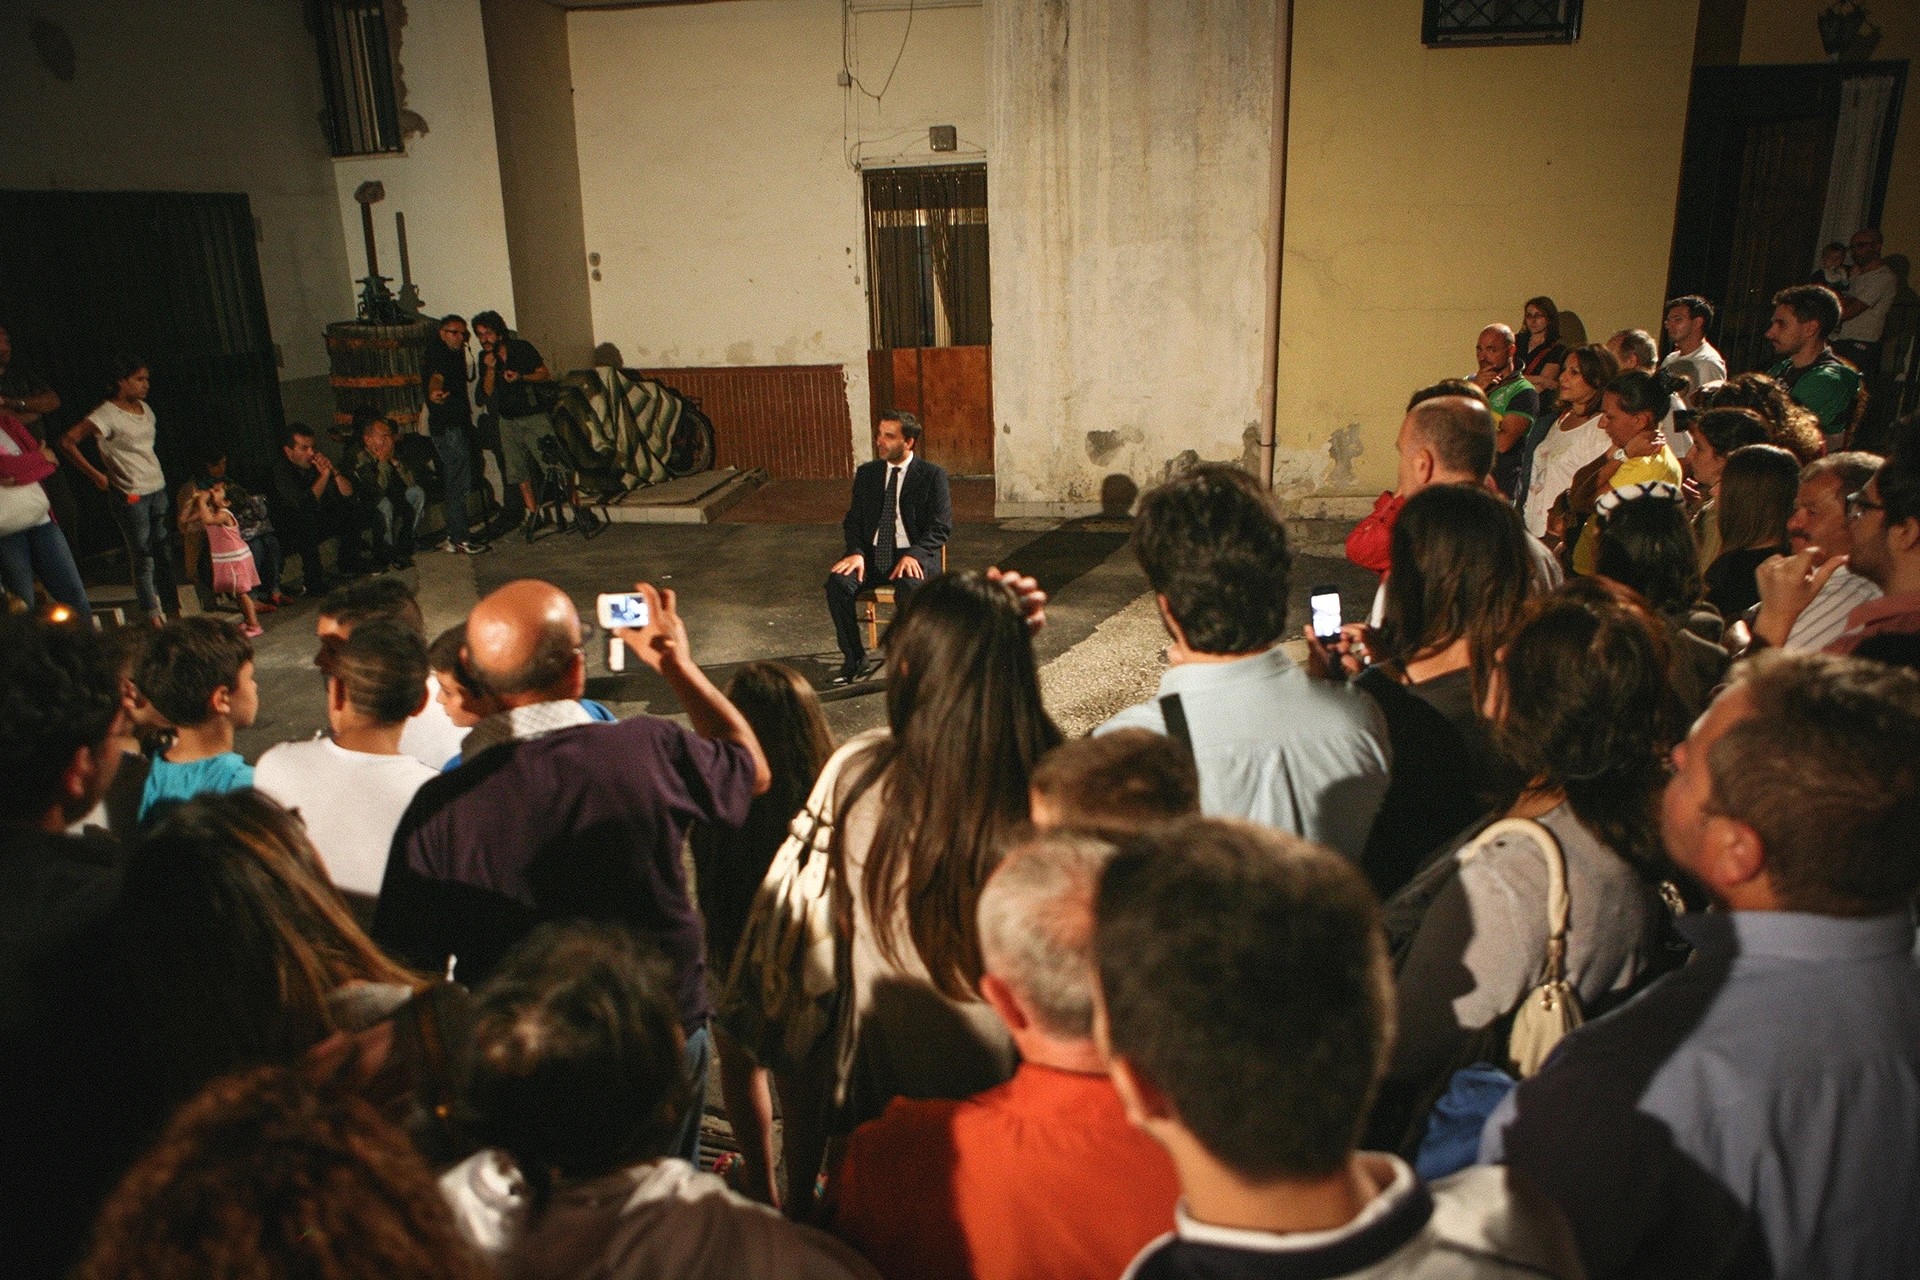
[{"xmin": 842, "ymin": 455, "xmax": 951, "ymax": 563}]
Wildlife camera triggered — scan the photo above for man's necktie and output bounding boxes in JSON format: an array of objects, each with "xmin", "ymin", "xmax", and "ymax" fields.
[{"xmin": 874, "ymin": 465, "xmax": 899, "ymax": 580}]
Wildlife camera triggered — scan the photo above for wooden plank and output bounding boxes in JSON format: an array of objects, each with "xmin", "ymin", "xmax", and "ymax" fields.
[{"xmin": 916, "ymin": 345, "xmax": 995, "ymax": 476}]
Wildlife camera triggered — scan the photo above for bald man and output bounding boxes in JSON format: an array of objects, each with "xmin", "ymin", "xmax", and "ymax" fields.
[
  {"xmin": 1468, "ymin": 324, "xmax": 1540, "ymax": 498},
  {"xmin": 374, "ymin": 578, "xmax": 769, "ymax": 1161}
]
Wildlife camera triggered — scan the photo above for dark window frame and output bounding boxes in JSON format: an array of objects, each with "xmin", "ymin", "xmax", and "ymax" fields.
[
  {"xmin": 309, "ymin": 0, "xmax": 404, "ymax": 157},
  {"xmin": 1422, "ymin": 0, "xmax": 1582, "ymax": 48}
]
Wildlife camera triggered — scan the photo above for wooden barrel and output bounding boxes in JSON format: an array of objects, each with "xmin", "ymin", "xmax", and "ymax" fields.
[{"xmin": 324, "ymin": 318, "xmax": 438, "ymax": 431}]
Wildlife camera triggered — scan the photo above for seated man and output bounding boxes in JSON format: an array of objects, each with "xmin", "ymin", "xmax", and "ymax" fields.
[
  {"xmin": 352, "ymin": 417, "xmax": 426, "ymax": 572},
  {"xmin": 1750, "ymin": 451, "xmax": 1883, "ymax": 652},
  {"xmin": 1483, "ymin": 651, "xmax": 1920, "ymax": 1278},
  {"xmin": 825, "ymin": 410, "xmax": 950, "ymax": 685},
  {"xmin": 268, "ymin": 424, "xmax": 363, "ymax": 593},
  {"xmin": 1028, "ymin": 729, "xmax": 1199, "ymax": 836},
  {"xmin": 442, "ymin": 922, "xmax": 876, "ymax": 1280},
  {"xmin": 831, "ymin": 832, "xmax": 1180, "ymax": 1280},
  {"xmin": 1095, "ymin": 817, "xmax": 1581, "ymax": 1279},
  {"xmin": 1466, "ymin": 325, "xmax": 1538, "ymax": 497},
  {"xmin": 1096, "ymin": 463, "xmax": 1390, "ymax": 859},
  {"xmin": 1764, "ymin": 284, "xmax": 1863, "ymax": 441},
  {"xmin": 374, "ymin": 579, "xmax": 769, "ymax": 1161}
]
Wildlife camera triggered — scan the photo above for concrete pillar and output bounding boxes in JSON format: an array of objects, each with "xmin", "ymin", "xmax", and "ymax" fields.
[{"xmin": 987, "ymin": 0, "xmax": 1278, "ymax": 517}]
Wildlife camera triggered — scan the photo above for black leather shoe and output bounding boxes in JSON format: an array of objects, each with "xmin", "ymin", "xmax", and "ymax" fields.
[{"xmin": 829, "ymin": 657, "xmax": 864, "ymax": 687}]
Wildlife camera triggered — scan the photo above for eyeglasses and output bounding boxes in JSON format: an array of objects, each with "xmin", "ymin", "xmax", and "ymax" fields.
[
  {"xmin": 1524, "ymin": 311, "xmax": 1546, "ymax": 320},
  {"xmin": 1846, "ymin": 488, "xmax": 1885, "ymax": 521}
]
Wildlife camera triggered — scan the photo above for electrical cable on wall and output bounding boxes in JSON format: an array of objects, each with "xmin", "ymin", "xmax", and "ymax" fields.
[{"xmin": 844, "ymin": 0, "xmax": 916, "ymax": 104}]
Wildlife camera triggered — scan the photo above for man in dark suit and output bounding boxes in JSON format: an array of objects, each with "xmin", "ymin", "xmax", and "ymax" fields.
[{"xmin": 826, "ymin": 410, "xmax": 951, "ymax": 684}]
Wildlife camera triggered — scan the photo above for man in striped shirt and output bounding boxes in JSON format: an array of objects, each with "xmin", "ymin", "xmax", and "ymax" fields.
[{"xmin": 1753, "ymin": 452, "xmax": 1883, "ymax": 651}]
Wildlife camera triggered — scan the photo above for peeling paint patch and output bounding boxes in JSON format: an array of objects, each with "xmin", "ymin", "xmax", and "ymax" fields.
[
  {"xmin": 1085, "ymin": 425, "xmax": 1143, "ymax": 466},
  {"xmin": 1240, "ymin": 423, "xmax": 1261, "ymax": 475},
  {"xmin": 1162, "ymin": 450, "xmax": 1201, "ymax": 483},
  {"xmin": 725, "ymin": 341, "xmax": 754, "ymax": 365},
  {"xmin": 1326, "ymin": 422, "xmax": 1364, "ymax": 491}
]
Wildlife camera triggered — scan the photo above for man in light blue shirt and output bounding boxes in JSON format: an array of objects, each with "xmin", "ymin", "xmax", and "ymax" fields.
[
  {"xmin": 1096, "ymin": 464, "xmax": 1389, "ymax": 859},
  {"xmin": 1481, "ymin": 650, "xmax": 1920, "ymax": 1279}
]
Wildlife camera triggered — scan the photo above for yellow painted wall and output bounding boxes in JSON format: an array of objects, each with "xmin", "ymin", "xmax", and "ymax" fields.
[
  {"xmin": 1274, "ymin": 0, "xmax": 1700, "ymax": 501},
  {"xmin": 1740, "ymin": 0, "xmax": 1920, "ymax": 267}
]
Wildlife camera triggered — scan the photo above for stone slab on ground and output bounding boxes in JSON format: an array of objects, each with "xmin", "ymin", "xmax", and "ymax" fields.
[{"xmin": 600, "ymin": 468, "xmax": 768, "ymax": 524}]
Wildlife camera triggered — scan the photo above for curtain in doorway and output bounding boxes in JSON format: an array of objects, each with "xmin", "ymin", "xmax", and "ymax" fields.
[
  {"xmin": 864, "ymin": 166, "xmax": 990, "ymax": 349},
  {"xmin": 1816, "ymin": 73, "xmax": 1899, "ymax": 265}
]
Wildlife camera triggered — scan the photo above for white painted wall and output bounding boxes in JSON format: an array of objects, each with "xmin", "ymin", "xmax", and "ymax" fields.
[
  {"xmin": 569, "ymin": 0, "xmax": 987, "ymax": 459},
  {"xmin": 331, "ymin": 0, "xmax": 516, "ymax": 332},
  {"xmin": 0, "ymin": 0, "xmax": 353, "ymax": 382}
]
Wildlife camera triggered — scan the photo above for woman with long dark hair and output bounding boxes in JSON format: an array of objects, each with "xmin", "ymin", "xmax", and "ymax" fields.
[
  {"xmin": 1355, "ymin": 484, "xmax": 1536, "ymax": 898},
  {"xmin": 58, "ymin": 356, "xmax": 180, "ymax": 624},
  {"xmin": 1704, "ymin": 443, "xmax": 1800, "ymax": 618},
  {"xmin": 1593, "ymin": 485, "xmax": 1730, "ymax": 719},
  {"xmin": 1519, "ymin": 344, "xmax": 1616, "ymax": 534},
  {"xmin": 1515, "ymin": 296, "xmax": 1566, "ymax": 412}
]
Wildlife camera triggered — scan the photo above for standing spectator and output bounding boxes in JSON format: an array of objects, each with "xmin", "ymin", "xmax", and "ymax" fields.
[
  {"xmin": 1345, "ymin": 380, "xmax": 1487, "ymax": 576},
  {"xmin": 442, "ymin": 924, "xmax": 875, "ymax": 1280},
  {"xmin": 75, "ymin": 1067, "xmax": 489, "ymax": 1280},
  {"xmin": 1483, "ymin": 652, "xmax": 1920, "ymax": 1280},
  {"xmin": 1522, "ymin": 345, "xmax": 1616, "ymax": 538},
  {"xmin": 254, "ymin": 621, "xmax": 437, "ymax": 924},
  {"xmin": 1702, "ymin": 444, "xmax": 1799, "ymax": 619},
  {"xmin": 1660, "ymin": 295, "xmax": 1727, "ymax": 398},
  {"xmin": 1468, "ymin": 324, "xmax": 1540, "ymax": 497},
  {"xmin": 1563, "ymin": 369, "xmax": 1686, "ymax": 575},
  {"xmin": 0, "ymin": 408, "xmax": 90, "ymax": 620},
  {"xmin": 1593, "ymin": 485, "xmax": 1729, "ymax": 719},
  {"xmin": 1684, "ymin": 405, "xmax": 1772, "ymax": 567},
  {"xmin": 1096, "ymin": 819, "xmax": 1582, "ymax": 1280},
  {"xmin": 184, "ymin": 480, "xmax": 265, "ymax": 637},
  {"xmin": 57, "ymin": 357, "xmax": 179, "ymax": 624},
  {"xmin": 270, "ymin": 424, "xmax": 363, "ymax": 593},
  {"xmin": 693, "ymin": 660, "xmax": 834, "ymax": 1208},
  {"xmin": 1099, "ymin": 463, "xmax": 1390, "ymax": 858},
  {"xmin": 1514, "ymin": 296, "xmax": 1566, "ymax": 416},
  {"xmin": 1751, "ymin": 452, "xmax": 1883, "ymax": 651},
  {"xmin": 134, "ymin": 618, "xmax": 257, "ymax": 826},
  {"xmin": 196, "ymin": 454, "xmax": 285, "ymax": 605},
  {"xmin": 316, "ymin": 577, "xmax": 467, "ymax": 770},
  {"xmin": 374, "ymin": 580, "xmax": 769, "ymax": 1162},
  {"xmin": 1346, "ymin": 484, "xmax": 1533, "ymax": 901},
  {"xmin": 1765, "ymin": 284, "xmax": 1862, "ymax": 442},
  {"xmin": 1813, "ymin": 240, "xmax": 1850, "ymax": 288},
  {"xmin": 472, "ymin": 311, "xmax": 553, "ymax": 540},
  {"xmin": 0, "ymin": 323, "xmax": 81, "ymax": 564},
  {"xmin": 1835, "ymin": 228, "xmax": 1895, "ymax": 374},
  {"xmin": 831, "ymin": 833, "xmax": 1181, "ymax": 1280},
  {"xmin": 423, "ymin": 314, "xmax": 487, "ymax": 554},
  {"xmin": 1028, "ymin": 729, "xmax": 1199, "ymax": 835},
  {"xmin": 1379, "ymin": 584, "xmax": 1674, "ymax": 1150},
  {"xmin": 354, "ymin": 417, "xmax": 425, "ymax": 572}
]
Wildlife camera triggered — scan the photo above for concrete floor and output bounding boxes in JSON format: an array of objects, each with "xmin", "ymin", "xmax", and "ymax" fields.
[{"xmin": 224, "ymin": 509, "xmax": 1377, "ymax": 760}]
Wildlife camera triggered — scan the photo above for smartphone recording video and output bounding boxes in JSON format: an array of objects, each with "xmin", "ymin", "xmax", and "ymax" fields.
[
  {"xmin": 597, "ymin": 592, "xmax": 650, "ymax": 630},
  {"xmin": 1310, "ymin": 586, "xmax": 1342, "ymax": 641}
]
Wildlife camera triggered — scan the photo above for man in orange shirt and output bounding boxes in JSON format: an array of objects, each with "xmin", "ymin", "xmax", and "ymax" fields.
[{"xmin": 830, "ymin": 832, "xmax": 1180, "ymax": 1280}]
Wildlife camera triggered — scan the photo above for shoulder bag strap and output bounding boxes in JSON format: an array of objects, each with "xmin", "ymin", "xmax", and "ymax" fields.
[
  {"xmin": 1463, "ymin": 817, "xmax": 1571, "ymax": 985},
  {"xmin": 1159, "ymin": 692, "xmax": 1193, "ymax": 753}
]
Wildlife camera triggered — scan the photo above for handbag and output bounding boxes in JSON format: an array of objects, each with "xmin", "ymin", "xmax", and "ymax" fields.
[
  {"xmin": 1460, "ymin": 816, "xmax": 1584, "ymax": 1078},
  {"xmin": 716, "ymin": 734, "xmax": 873, "ymax": 1077}
]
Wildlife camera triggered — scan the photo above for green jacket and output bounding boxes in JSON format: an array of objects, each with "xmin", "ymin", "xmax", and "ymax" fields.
[{"xmin": 1768, "ymin": 351, "xmax": 1860, "ymax": 435}]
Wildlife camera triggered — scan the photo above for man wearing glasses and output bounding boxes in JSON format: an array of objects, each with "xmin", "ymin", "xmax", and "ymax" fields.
[{"xmin": 423, "ymin": 314, "xmax": 488, "ymax": 555}]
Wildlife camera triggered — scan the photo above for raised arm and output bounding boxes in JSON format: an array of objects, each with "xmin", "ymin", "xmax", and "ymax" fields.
[{"xmin": 618, "ymin": 582, "xmax": 772, "ymax": 795}]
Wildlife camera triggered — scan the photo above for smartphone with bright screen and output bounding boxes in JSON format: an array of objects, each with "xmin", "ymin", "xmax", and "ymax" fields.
[
  {"xmin": 1310, "ymin": 586, "xmax": 1342, "ymax": 641},
  {"xmin": 596, "ymin": 592, "xmax": 650, "ymax": 630}
]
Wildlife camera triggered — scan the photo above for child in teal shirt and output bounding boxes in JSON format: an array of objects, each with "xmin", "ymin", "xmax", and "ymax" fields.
[{"xmin": 137, "ymin": 617, "xmax": 259, "ymax": 827}]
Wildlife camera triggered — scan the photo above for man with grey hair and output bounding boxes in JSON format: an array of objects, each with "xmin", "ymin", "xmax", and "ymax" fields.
[
  {"xmin": 1753, "ymin": 451, "xmax": 1883, "ymax": 652},
  {"xmin": 1609, "ymin": 327, "xmax": 1687, "ymax": 452},
  {"xmin": 830, "ymin": 832, "xmax": 1179, "ymax": 1280}
]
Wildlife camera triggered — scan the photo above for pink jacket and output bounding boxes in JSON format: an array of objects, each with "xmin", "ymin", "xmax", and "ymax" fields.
[{"xmin": 0, "ymin": 412, "xmax": 56, "ymax": 488}]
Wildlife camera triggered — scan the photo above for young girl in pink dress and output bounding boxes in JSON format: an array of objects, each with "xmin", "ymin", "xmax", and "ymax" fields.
[{"xmin": 192, "ymin": 483, "xmax": 263, "ymax": 636}]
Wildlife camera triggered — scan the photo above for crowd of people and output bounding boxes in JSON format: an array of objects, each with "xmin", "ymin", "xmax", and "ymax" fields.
[{"xmin": 3, "ymin": 251, "xmax": 1920, "ymax": 1280}]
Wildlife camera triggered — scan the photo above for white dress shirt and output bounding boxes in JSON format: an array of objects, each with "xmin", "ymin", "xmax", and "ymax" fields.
[{"xmin": 874, "ymin": 453, "xmax": 911, "ymax": 551}]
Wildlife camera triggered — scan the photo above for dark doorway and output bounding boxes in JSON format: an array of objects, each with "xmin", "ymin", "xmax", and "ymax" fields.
[
  {"xmin": 0, "ymin": 190, "xmax": 286, "ymax": 555},
  {"xmin": 1665, "ymin": 61, "xmax": 1906, "ymax": 376}
]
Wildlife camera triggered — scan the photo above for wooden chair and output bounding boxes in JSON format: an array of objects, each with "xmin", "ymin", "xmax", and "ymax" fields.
[{"xmin": 859, "ymin": 544, "xmax": 946, "ymax": 651}]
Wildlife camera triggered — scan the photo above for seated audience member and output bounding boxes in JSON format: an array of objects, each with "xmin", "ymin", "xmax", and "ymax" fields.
[
  {"xmin": 442, "ymin": 922, "xmax": 875, "ymax": 1280},
  {"xmin": 318, "ymin": 576, "xmax": 467, "ymax": 768},
  {"xmin": 1607, "ymin": 327, "xmax": 1687, "ymax": 452},
  {"xmin": 134, "ymin": 617, "xmax": 257, "ymax": 826},
  {"xmin": 1344, "ymin": 484, "xmax": 1532, "ymax": 900},
  {"xmin": 1346, "ymin": 379, "xmax": 1486, "ymax": 575},
  {"xmin": 1515, "ymin": 297, "xmax": 1566, "ymax": 419},
  {"xmin": 1764, "ymin": 283, "xmax": 1862, "ymax": 442},
  {"xmin": 1483, "ymin": 651, "xmax": 1920, "ymax": 1279},
  {"xmin": 1751, "ymin": 451, "xmax": 1884, "ymax": 651},
  {"xmin": 1593, "ymin": 486, "xmax": 1729, "ymax": 719},
  {"xmin": 1377, "ymin": 583, "xmax": 1675, "ymax": 1150},
  {"xmin": 354, "ymin": 416, "xmax": 426, "ymax": 571},
  {"xmin": 694, "ymin": 660, "xmax": 834, "ymax": 1207},
  {"xmin": 1702, "ymin": 443, "xmax": 1799, "ymax": 619},
  {"xmin": 254, "ymin": 620, "xmax": 439, "ymax": 923},
  {"xmin": 75, "ymin": 1066, "xmax": 488, "ymax": 1280},
  {"xmin": 1685, "ymin": 406, "xmax": 1772, "ymax": 566},
  {"xmin": 375, "ymin": 580, "xmax": 769, "ymax": 1161},
  {"xmin": 1520, "ymin": 345, "xmax": 1615, "ymax": 536},
  {"xmin": 1095, "ymin": 818, "xmax": 1581, "ymax": 1279},
  {"xmin": 1816, "ymin": 422, "xmax": 1920, "ymax": 651},
  {"xmin": 1099, "ymin": 463, "xmax": 1390, "ymax": 858},
  {"xmin": 1466, "ymin": 325, "xmax": 1540, "ymax": 497},
  {"xmin": 269, "ymin": 423, "xmax": 363, "ymax": 593},
  {"xmin": 1028, "ymin": 729, "xmax": 1199, "ymax": 835},
  {"xmin": 832, "ymin": 833, "xmax": 1180, "ymax": 1280},
  {"xmin": 1660, "ymin": 295, "xmax": 1728, "ymax": 399},
  {"xmin": 1697, "ymin": 372, "xmax": 1827, "ymax": 465},
  {"xmin": 1561, "ymin": 369, "xmax": 1685, "ymax": 575}
]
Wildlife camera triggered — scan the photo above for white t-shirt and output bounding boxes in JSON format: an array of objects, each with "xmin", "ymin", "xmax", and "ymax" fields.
[
  {"xmin": 1661, "ymin": 341, "xmax": 1727, "ymax": 393},
  {"xmin": 0, "ymin": 427, "xmax": 52, "ymax": 536},
  {"xmin": 86, "ymin": 400, "xmax": 167, "ymax": 497},
  {"xmin": 1837, "ymin": 263, "xmax": 1895, "ymax": 343},
  {"xmin": 399, "ymin": 676, "xmax": 468, "ymax": 768},
  {"xmin": 253, "ymin": 737, "xmax": 438, "ymax": 897},
  {"xmin": 1523, "ymin": 413, "xmax": 1610, "ymax": 537}
]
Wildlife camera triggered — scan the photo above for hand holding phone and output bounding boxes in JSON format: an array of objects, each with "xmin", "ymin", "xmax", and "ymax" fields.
[
  {"xmin": 596, "ymin": 592, "xmax": 650, "ymax": 630},
  {"xmin": 1309, "ymin": 585, "xmax": 1342, "ymax": 642}
]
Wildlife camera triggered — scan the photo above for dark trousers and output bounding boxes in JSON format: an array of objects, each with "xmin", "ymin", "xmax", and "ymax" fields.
[
  {"xmin": 283, "ymin": 502, "xmax": 364, "ymax": 591},
  {"xmin": 431, "ymin": 428, "xmax": 473, "ymax": 544},
  {"xmin": 825, "ymin": 549, "xmax": 932, "ymax": 663}
]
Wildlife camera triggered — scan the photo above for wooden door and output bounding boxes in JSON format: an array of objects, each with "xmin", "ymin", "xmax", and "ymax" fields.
[{"xmin": 868, "ymin": 345, "xmax": 994, "ymax": 476}]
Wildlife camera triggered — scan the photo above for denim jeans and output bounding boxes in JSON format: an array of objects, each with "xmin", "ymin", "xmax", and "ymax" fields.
[
  {"xmin": 108, "ymin": 488, "xmax": 180, "ymax": 621},
  {"xmin": 431, "ymin": 428, "xmax": 473, "ymax": 544},
  {"xmin": 673, "ymin": 1023, "xmax": 712, "ymax": 1165},
  {"xmin": 0, "ymin": 520, "xmax": 92, "ymax": 622},
  {"xmin": 371, "ymin": 487, "xmax": 426, "ymax": 561},
  {"xmin": 244, "ymin": 531, "xmax": 282, "ymax": 597}
]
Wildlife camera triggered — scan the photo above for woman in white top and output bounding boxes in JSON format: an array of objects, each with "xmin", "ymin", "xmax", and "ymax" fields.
[
  {"xmin": 59, "ymin": 357, "xmax": 179, "ymax": 623},
  {"xmin": 1521, "ymin": 344, "xmax": 1617, "ymax": 539}
]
